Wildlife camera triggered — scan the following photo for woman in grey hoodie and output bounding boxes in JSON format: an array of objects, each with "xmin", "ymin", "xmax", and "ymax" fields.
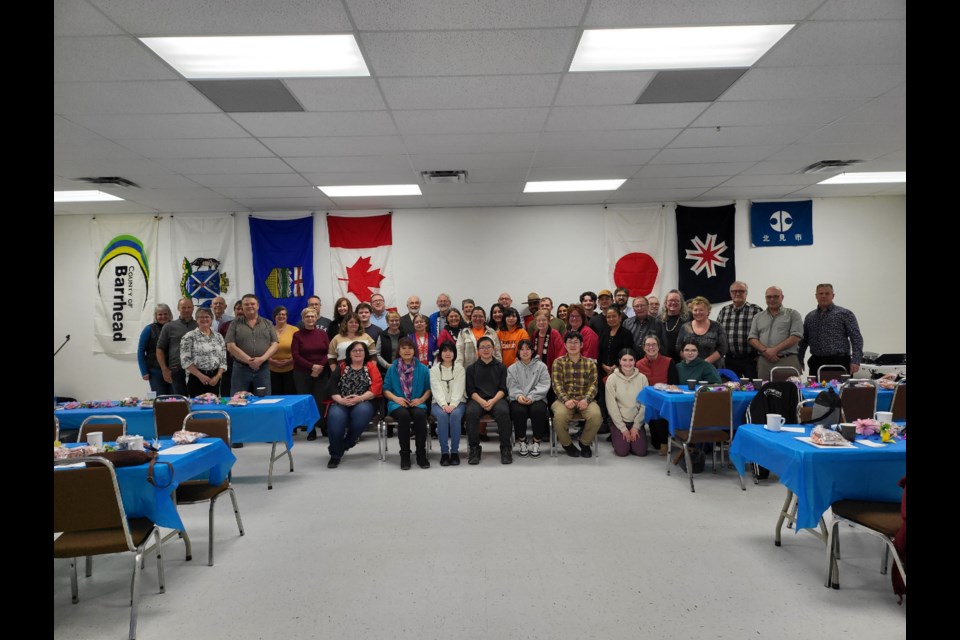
[{"xmin": 506, "ymin": 339, "xmax": 552, "ymax": 458}]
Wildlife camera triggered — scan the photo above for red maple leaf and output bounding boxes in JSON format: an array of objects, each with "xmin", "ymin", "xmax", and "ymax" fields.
[{"xmin": 339, "ymin": 256, "xmax": 385, "ymax": 301}]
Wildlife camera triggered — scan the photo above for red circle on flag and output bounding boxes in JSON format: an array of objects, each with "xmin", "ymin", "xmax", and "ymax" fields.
[{"xmin": 613, "ymin": 253, "xmax": 659, "ymax": 296}]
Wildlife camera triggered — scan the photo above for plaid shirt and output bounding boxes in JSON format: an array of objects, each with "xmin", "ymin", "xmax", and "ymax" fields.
[
  {"xmin": 717, "ymin": 302, "xmax": 763, "ymax": 358},
  {"xmin": 551, "ymin": 354, "xmax": 598, "ymax": 403}
]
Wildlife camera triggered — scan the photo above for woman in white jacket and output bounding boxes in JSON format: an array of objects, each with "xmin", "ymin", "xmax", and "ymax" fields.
[
  {"xmin": 605, "ymin": 348, "xmax": 649, "ymax": 457},
  {"xmin": 430, "ymin": 341, "xmax": 466, "ymax": 466},
  {"xmin": 506, "ymin": 339, "xmax": 551, "ymax": 458}
]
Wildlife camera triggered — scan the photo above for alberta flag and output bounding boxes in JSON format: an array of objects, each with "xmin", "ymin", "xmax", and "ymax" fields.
[
  {"xmin": 249, "ymin": 216, "xmax": 313, "ymax": 321},
  {"xmin": 327, "ymin": 213, "xmax": 396, "ymax": 309}
]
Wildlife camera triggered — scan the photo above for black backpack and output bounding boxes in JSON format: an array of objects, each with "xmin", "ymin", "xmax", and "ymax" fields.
[
  {"xmin": 747, "ymin": 381, "xmax": 800, "ymax": 424},
  {"xmin": 802, "ymin": 386, "xmax": 842, "ymax": 425}
]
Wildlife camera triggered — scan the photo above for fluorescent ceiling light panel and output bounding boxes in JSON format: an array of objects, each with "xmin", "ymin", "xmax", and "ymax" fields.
[
  {"xmin": 570, "ymin": 25, "xmax": 794, "ymax": 71},
  {"xmin": 54, "ymin": 190, "xmax": 124, "ymax": 202},
  {"xmin": 524, "ymin": 179, "xmax": 626, "ymax": 193},
  {"xmin": 319, "ymin": 184, "xmax": 422, "ymax": 197},
  {"xmin": 140, "ymin": 35, "xmax": 370, "ymax": 78},
  {"xmin": 818, "ymin": 172, "xmax": 906, "ymax": 185}
]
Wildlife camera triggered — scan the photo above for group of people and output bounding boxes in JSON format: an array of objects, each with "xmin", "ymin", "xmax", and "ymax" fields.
[{"xmin": 137, "ymin": 282, "xmax": 864, "ymax": 469}]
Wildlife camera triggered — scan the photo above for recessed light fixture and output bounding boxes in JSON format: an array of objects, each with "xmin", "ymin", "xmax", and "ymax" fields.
[
  {"xmin": 140, "ymin": 35, "xmax": 370, "ymax": 79},
  {"xmin": 54, "ymin": 190, "xmax": 124, "ymax": 202},
  {"xmin": 523, "ymin": 179, "xmax": 626, "ymax": 193},
  {"xmin": 818, "ymin": 172, "xmax": 906, "ymax": 185},
  {"xmin": 318, "ymin": 184, "xmax": 422, "ymax": 197},
  {"xmin": 570, "ymin": 25, "xmax": 794, "ymax": 71}
]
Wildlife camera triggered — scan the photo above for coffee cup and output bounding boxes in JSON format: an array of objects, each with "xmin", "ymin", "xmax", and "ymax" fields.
[
  {"xmin": 765, "ymin": 415, "xmax": 784, "ymax": 432},
  {"xmin": 86, "ymin": 431, "xmax": 103, "ymax": 448},
  {"xmin": 129, "ymin": 435, "xmax": 144, "ymax": 451},
  {"xmin": 839, "ymin": 423, "xmax": 857, "ymax": 442},
  {"xmin": 687, "ymin": 379, "xmax": 696, "ymax": 391},
  {"xmin": 255, "ymin": 386, "xmax": 267, "ymax": 398},
  {"xmin": 875, "ymin": 411, "xmax": 893, "ymax": 423}
]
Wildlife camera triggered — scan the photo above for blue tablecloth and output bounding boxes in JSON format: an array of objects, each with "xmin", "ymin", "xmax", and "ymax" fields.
[
  {"xmin": 55, "ymin": 395, "xmax": 321, "ymax": 449},
  {"xmin": 800, "ymin": 387, "xmax": 893, "ymax": 412},
  {"xmin": 60, "ymin": 438, "xmax": 236, "ymax": 530},
  {"xmin": 729, "ymin": 424, "xmax": 906, "ymax": 530},
  {"xmin": 638, "ymin": 387, "xmax": 756, "ymax": 435}
]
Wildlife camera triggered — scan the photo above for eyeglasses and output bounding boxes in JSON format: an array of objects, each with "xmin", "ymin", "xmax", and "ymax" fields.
[{"xmin": 730, "ymin": 289, "xmax": 746, "ymax": 294}]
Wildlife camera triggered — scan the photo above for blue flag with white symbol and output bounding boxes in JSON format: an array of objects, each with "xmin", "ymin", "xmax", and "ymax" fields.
[{"xmin": 750, "ymin": 200, "xmax": 813, "ymax": 247}]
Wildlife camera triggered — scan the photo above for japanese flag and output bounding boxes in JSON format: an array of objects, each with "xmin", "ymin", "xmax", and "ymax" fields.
[
  {"xmin": 605, "ymin": 205, "xmax": 678, "ymax": 300},
  {"xmin": 326, "ymin": 213, "xmax": 396, "ymax": 309}
]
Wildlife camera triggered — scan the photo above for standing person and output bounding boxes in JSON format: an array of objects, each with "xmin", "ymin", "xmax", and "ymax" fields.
[
  {"xmin": 430, "ymin": 342, "xmax": 466, "ymax": 466},
  {"xmin": 298, "ymin": 296, "xmax": 332, "ymax": 332},
  {"xmin": 528, "ymin": 310, "xmax": 565, "ymax": 372},
  {"xmin": 799, "ymin": 283, "xmax": 865, "ymax": 376},
  {"xmin": 464, "ymin": 337, "xmax": 513, "ymax": 465},
  {"xmin": 614, "ymin": 288, "xmax": 632, "ymax": 317},
  {"xmin": 647, "ymin": 295, "xmax": 661, "ymax": 318},
  {"xmin": 657, "ymin": 289, "xmax": 689, "ymax": 361},
  {"xmin": 375, "ymin": 311, "xmax": 404, "ymax": 374},
  {"xmin": 537, "ymin": 297, "xmax": 567, "ymax": 333},
  {"xmin": 180, "ymin": 307, "xmax": 227, "ymax": 397},
  {"xmin": 368, "ymin": 293, "xmax": 389, "ymax": 330},
  {"xmin": 497, "ymin": 307, "xmax": 529, "ymax": 368},
  {"xmin": 565, "ymin": 304, "xmax": 599, "ymax": 360},
  {"xmin": 408, "ymin": 314, "xmax": 436, "ymax": 366},
  {"xmin": 399, "ymin": 295, "xmax": 422, "ymax": 336},
  {"xmin": 676, "ymin": 296, "xmax": 728, "ymax": 370},
  {"xmin": 597, "ymin": 306, "xmax": 636, "ymax": 430},
  {"xmin": 138, "ymin": 303, "xmax": 173, "ymax": 394},
  {"xmin": 487, "ymin": 303, "xmax": 505, "ymax": 332},
  {"xmin": 624, "ymin": 296, "xmax": 660, "ymax": 347},
  {"xmin": 291, "ymin": 306, "xmax": 330, "ymax": 441},
  {"xmin": 328, "ymin": 312, "xmax": 376, "ymax": 370},
  {"xmin": 579, "ymin": 291, "xmax": 599, "ymax": 326},
  {"xmin": 226, "ymin": 294, "xmax": 279, "ymax": 395},
  {"xmin": 383, "ymin": 338, "xmax": 432, "ymax": 470},
  {"xmin": 522, "ymin": 292, "xmax": 540, "ymax": 328},
  {"xmin": 636, "ymin": 334, "xmax": 680, "ymax": 456},
  {"xmin": 676, "ymin": 340, "xmax": 722, "ymax": 384},
  {"xmin": 157, "ymin": 297, "xmax": 198, "ymax": 396},
  {"xmin": 218, "ymin": 300, "xmax": 243, "ymax": 395},
  {"xmin": 748, "ymin": 286, "xmax": 804, "ymax": 380},
  {"xmin": 324, "ymin": 341, "xmax": 382, "ymax": 468},
  {"xmin": 428, "ymin": 293, "xmax": 453, "ymax": 340},
  {"xmin": 551, "ymin": 331, "xmax": 602, "ymax": 458},
  {"xmin": 506, "ymin": 339, "xmax": 551, "ymax": 458},
  {"xmin": 268, "ymin": 306, "xmax": 298, "ymax": 395},
  {"xmin": 716, "ymin": 281, "xmax": 763, "ymax": 380},
  {"xmin": 456, "ymin": 307, "xmax": 502, "ymax": 368},
  {"xmin": 211, "ymin": 296, "xmax": 232, "ymax": 331},
  {"xmin": 606, "ymin": 348, "xmax": 649, "ymax": 457},
  {"xmin": 356, "ymin": 302, "xmax": 382, "ymax": 343},
  {"xmin": 556, "ymin": 304, "xmax": 569, "ymax": 325},
  {"xmin": 589, "ymin": 289, "xmax": 615, "ymax": 335},
  {"xmin": 437, "ymin": 307, "xmax": 465, "ymax": 347},
  {"xmin": 497, "ymin": 292, "xmax": 514, "ymax": 310},
  {"xmin": 326, "ymin": 297, "xmax": 353, "ymax": 342},
  {"xmin": 460, "ymin": 299, "xmax": 476, "ymax": 323}
]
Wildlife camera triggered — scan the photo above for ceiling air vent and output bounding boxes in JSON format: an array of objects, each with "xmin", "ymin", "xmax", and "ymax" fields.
[
  {"xmin": 797, "ymin": 160, "xmax": 862, "ymax": 175},
  {"xmin": 421, "ymin": 170, "xmax": 467, "ymax": 184},
  {"xmin": 74, "ymin": 176, "xmax": 142, "ymax": 188}
]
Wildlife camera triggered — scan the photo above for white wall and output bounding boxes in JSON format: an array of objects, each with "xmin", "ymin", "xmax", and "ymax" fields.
[{"xmin": 54, "ymin": 196, "xmax": 905, "ymax": 400}]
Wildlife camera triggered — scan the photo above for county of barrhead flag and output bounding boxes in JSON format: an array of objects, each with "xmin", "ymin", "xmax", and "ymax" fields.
[
  {"xmin": 605, "ymin": 205, "xmax": 678, "ymax": 300},
  {"xmin": 675, "ymin": 204, "xmax": 736, "ymax": 304},
  {"xmin": 249, "ymin": 216, "xmax": 313, "ymax": 321},
  {"xmin": 327, "ymin": 213, "xmax": 395, "ymax": 309},
  {"xmin": 750, "ymin": 200, "xmax": 813, "ymax": 247}
]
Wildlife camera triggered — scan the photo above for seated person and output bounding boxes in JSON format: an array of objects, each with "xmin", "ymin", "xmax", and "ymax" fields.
[
  {"xmin": 605, "ymin": 348, "xmax": 649, "ymax": 457},
  {"xmin": 550, "ymin": 331, "xmax": 602, "ymax": 458},
  {"xmin": 430, "ymin": 341, "xmax": 467, "ymax": 466},
  {"xmin": 676, "ymin": 339, "xmax": 722, "ymax": 384},
  {"xmin": 464, "ymin": 337, "xmax": 513, "ymax": 465},
  {"xmin": 636, "ymin": 334, "xmax": 680, "ymax": 456},
  {"xmin": 324, "ymin": 341, "xmax": 383, "ymax": 469},
  {"xmin": 506, "ymin": 339, "xmax": 550, "ymax": 458},
  {"xmin": 383, "ymin": 337, "xmax": 432, "ymax": 470}
]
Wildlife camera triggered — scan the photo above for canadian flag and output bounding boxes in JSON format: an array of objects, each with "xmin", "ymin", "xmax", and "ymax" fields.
[{"xmin": 326, "ymin": 213, "xmax": 396, "ymax": 309}]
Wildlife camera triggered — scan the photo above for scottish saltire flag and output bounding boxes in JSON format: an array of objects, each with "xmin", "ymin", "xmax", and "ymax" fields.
[
  {"xmin": 249, "ymin": 216, "xmax": 313, "ymax": 321},
  {"xmin": 675, "ymin": 204, "xmax": 736, "ymax": 304},
  {"xmin": 327, "ymin": 213, "xmax": 396, "ymax": 310},
  {"xmin": 604, "ymin": 205, "xmax": 678, "ymax": 301},
  {"xmin": 750, "ymin": 200, "xmax": 813, "ymax": 247},
  {"xmin": 170, "ymin": 215, "xmax": 234, "ymax": 309}
]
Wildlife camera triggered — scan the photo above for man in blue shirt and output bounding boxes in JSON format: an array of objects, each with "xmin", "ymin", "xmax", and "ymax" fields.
[{"xmin": 799, "ymin": 284, "xmax": 864, "ymax": 376}]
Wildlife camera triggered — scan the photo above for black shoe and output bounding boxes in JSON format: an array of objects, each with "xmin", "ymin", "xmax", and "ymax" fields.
[
  {"xmin": 757, "ymin": 465, "xmax": 770, "ymax": 480},
  {"xmin": 562, "ymin": 443, "xmax": 581, "ymax": 458},
  {"xmin": 479, "ymin": 433, "xmax": 490, "ymax": 442},
  {"xmin": 440, "ymin": 453, "xmax": 450, "ymax": 466},
  {"xmin": 387, "ymin": 425, "xmax": 395, "ymax": 438},
  {"xmin": 307, "ymin": 428, "xmax": 317, "ymax": 441},
  {"xmin": 320, "ymin": 425, "xmax": 328, "ymax": 437},
  {"xmin": 605, "ymin": 434, "xmax": 613, "ymax": 442},
  {"xmin": 500, "ymin": 447, "xmax": 513, "ymax": 464},
  {"xmin": 579, "ymin": 443, "xmax": 593, "ymax": 458},
  {"xmin": 400, "ymin": 451, "xmax": 411, "ymax": 470},
  {"xmin": 450, "ymin": 452, "xmax": 461, "ymax": 466},
  {"xmin": 598, "ymin": 424, "xmax": 610, "ymax": 435},
  {"xmin": 327, "ymin": 456, "xmax": 340, "ymax": 469},
  {"xmin": 231, "ymin": 442, "xmax": 244, "ymax": 448},
  {"xmin": 468, "ymin": 446, "xmax": 481, "ymax": 465},
  {"xmin": 431, "ymin": 425, "xmax": 438, "ymax": 439},
  {"xmin": 416, "ymin": 452, "xmax": 430, "ymax": 469}
]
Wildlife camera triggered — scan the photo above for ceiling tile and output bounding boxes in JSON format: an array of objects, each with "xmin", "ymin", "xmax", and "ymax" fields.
[
  {"xmin": 230, "ymin": 111, "xmax": 398, "ymax": 137},
  {"xmin": 54, "ymin": 37, "xmax": 178, "ymax": 82},
  {"xmin": 720, "ymin": 65, "xmax": 906, "ymax": 101},
  {"xmin": 796, "ymin": 122, "xmax": 905, "ymax": 146},
  {"xmin": 603, "ymin": 188, "xmax": 711, "ymax": 203},
  {"xmin": 213, "ymin": 186, "xmax": 321, "ymax": 199},
  {"xmin": 394, "ymin": 109, "xmax": 549, "ymax": 134},
  {"xmin": 117, "ymin": 138, "xmax": 273, "ymax": 158},
  {"xmin": 408, "ymin": 152, "xmax": 533, "ymax": 170},
  {"xmin": 583, "ymin": 0, "xmax": 823, "ymax": 26},
  {"xmin": 811, "ymin": 0, "xmax": 906, "ymax": 20},
  {"xmin": 261, "ymin": 136, "xmax": 408, "ymax": 157},
  {"xmin": 537, "ymin": 129, "xmax": 682, "ymax": 151},
  {"xmin": 55, "ymin": 0, "xmax": 125, "ymax": 36},
  {"xmin": 347, "ymin": 0, "xmax": 587, "ymax": 29},
  {"xmin": 284, "ymin": 79, "xmax": 387, "ymax": 111},
  {"xmin": 759, "ymin": 20, "xmax": 905, "ymax": 67},
  {"xmin": 669, "ymin": 124, "xmax": 821, "ymax": 148},
  {"xmin": 286, "ymin": 156, "xmax": 412, "ymax": 173},
  {"xmin": 424, "ymin": 194, "xmax": 521, "ymax": 207},
  {"xmin": 554, "ymin": 72, "xmax": 655, "ymax": 106},
  {"xmin": 637, "ymin": 163, "xmax": 755, "ymax": 178},
  {"xmin": 189, "ymin": 173, "xmax": 310, "ymax": 188},
  {"xmin": 531, "ymin": 149, "xmax": 656, "ymax": 167},
  {"xmin": 544, "ymin": 103, "xmax": 710, "ymax": 131},
  {"xmin": 525, "ymin": 166, "xmax": 640, "ymax": 181},
  {"xmin": 153, "ymin": 157, "xmax": 293, "ymax": 174},
  {"xmin": 66, "ymin": 114, "xmax": 251, "ymax": 139},
  {"xmin": 379, "ymin": 75, "xmax": 560, "ymax": 110},
  {"xmin": 694, "ymin": 99, "xmax": 866, "ymax": 126},
  {"xmin": 403, "ymin": 133, "xmax": 540, "ymax": 154},
  {"xmin": 55, "ymin": 81, "xmax": 219, "ymax": 115},
  {"xmin": 300, "ymin": 171, "xmax": 418, "ymax": 186},
  {"xmin": 652, "ymin": 146, "xmax": 779, "ymax": 164}
]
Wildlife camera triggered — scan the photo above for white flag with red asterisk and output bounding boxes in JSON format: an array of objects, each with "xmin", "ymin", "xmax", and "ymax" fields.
[{"xmin": 326, "ymin": 213, "xmax": 396, "ymax": 309}]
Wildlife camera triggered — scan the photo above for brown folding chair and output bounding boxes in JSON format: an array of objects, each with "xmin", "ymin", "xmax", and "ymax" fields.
[
  {"xmin": 174, "ymin": 410, "xmax": 245, "ymax": 566},
  {"xmin": 816, "ymin": 365, "xmax": 847, "ymax": 383},
  {"xmin": 825, "ymin": 499, "xmax": 905, "ymax": 591},
  {"xmin": 770, "ymin": 366, "xmax": 801, "ymax": 382},
  {"xmin": 78, "ymin": 415, "xmax": 127, "ymax": 443},
  {"xmin": 153, "ymin": 395, "xmax": 191, "ymax": 439},
  {"xmin": 54, "ymin": 457, "xmax": 165, "ymax": 640},
  {"xmin": 667, "ymin": 386, "xmax": 743, "ymax": 492},
  {"xmin": 54, "ymin": 415, "xmax": 60, "ymax": 442},
  {"xmin": 839, "ymin": 381, "xmax": 877, "ymax": 422},
  {"xmin": 890, "ymin": 382, "xmax": 906, "ymax": 421},
  {"xmin": 548, "ymin": 413, "xmax": 594, "ymax": 459}
]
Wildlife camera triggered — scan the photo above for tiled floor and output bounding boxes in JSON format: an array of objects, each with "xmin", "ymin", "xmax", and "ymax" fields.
[{"xmin": 54, "ymin": 432, "xmax": 906, "ymax": 639}]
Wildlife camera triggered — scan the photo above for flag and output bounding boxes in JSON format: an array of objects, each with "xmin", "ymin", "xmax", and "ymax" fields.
[
  {"xmin": 91, "ymin": 216, "xmax": 158, "ymax": 354},
  {"xmin": 170, "ymin": 215, "xmax": 235, "ymax": 309},
  {"xmin": 750, "ymin": 200, "xmax": 813, "ymax": 247},
  {"xmin": 605, "ymin": 205, "xmax": 678, "ymax": 301},
  {"xmin": 249, "ymin": 216, "xmax": 313, "ymax": 321},
  {"xmin": 675, "ymin": 204, "xmax": 736, "ymax": 303},
  {"xmin": 326, "ymin": 213, "xmax": 396, "ymax": 309}
]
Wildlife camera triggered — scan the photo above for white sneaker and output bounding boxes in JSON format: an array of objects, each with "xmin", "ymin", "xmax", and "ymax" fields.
[
  {"xmin": 518, "ymin": 440, "xmax": 529, "ymax": 456},
  {"xmin": 529, "ymin": 441, "xmax": 541, "ymax": 457}
]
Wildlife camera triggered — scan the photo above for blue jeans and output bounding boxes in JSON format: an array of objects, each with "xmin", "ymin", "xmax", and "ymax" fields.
[
  {"xmin": 231, "ymin": 363, "xmax": 271, "ymax": 395},
  {"xmin": 327, "ymin": 400, "xmax": 376, "ymax": 459},
  {"xmin": 148, "ymin": 368, "xmax": 173, "ymax": 395},
  {"xmin": 431, "ymin": 403, "xmax": 464, "ymax": 454}
]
